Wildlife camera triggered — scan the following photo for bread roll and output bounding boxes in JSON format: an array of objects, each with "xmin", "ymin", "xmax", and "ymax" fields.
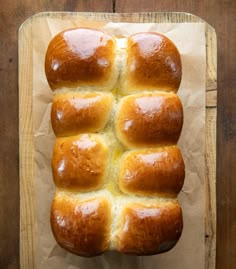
[
  {"xmin": 51, "ymin": 134, "xmax": 109, "ymax": 192},
  {"xmin": 45, "ymin": 28, "xmax": 117, "ymax": 91},
  {"xmin": 51, "ymin": 192, "xmax": 111, "ymax": 256},
  {"xmin": 120, "ymin": 32, "xmax": 182, "ymax": 94},
  {"xmin": 119, "ymin": 146, "xmax": 185, "ymax": 197},
  {"xmin": 45, "ymin": 28, "xmax": 185, "ymax": 257},
  {"xmin": 51, "ymin": 92, "xmax": 113, "ymax": 137},
  {"xmin": 117, "ymin": 201, "xmax": 183, "ymax": 255},
  {"xmin": 115, "ymin": 92, "xmax": 183, "ymax": 148}
]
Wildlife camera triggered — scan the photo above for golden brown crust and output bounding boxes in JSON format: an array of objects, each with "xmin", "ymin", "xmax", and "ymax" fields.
[
  {"xmin": 46, "ymin": 29, "xmax": 185, "ymax": 257},
  {"xmin": 115, "ymin": 93, "xmax": 183, "ymax": 148},
  {"xmin": 51, "ymin": 193, "xmax": 111, "ymax": 256},
  {"xmin": 45, "ymin": 28, "xmax": 116, "ymax": 90},
  {"xmin": 119, "ymin": 146, "xmax": 185, "ymax": 197},
  {"xmin": 51, "ymin": 92, "xmax": 113, "ymax": 136},
  {"xmin": 124, "ymin": 32, "xmax": 182, "ymax": 93},
  {"xmin": 51, "ymin": 134, "xmax": 109, "ymax": 192},
  {"xmin": 117, "ymin": 201, "xmax": 183, "ymax": 255}
]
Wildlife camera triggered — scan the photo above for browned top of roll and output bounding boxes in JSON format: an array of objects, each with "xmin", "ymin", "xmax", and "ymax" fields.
[
  {"xmin": 45, "ymin": 28, "xmax": 116, "ymax": 90},
  {"xmin": 117, "ymin": 201, "xmax": 183, "ymax": 255},
  {"xmin": 47, "ymin": 28, "xmax": 185, "ymax": 258},
  {"xmin": 119, "ymin": 146, "xmax": 185, "ymax": 197},
  {"xmin": 51, "ymin": 193, "xmax": 111, "ymax": 256},
  {"xmin": 51, "ymin": 134, "xmax": 109, "ymax": 192},
  {"xmin": 115, "ymin": 93, "xmax": 183, "ymax": 148},
  {"xmin": 124, "ymin": 32, "xmax": 182, "ymax": 93},
  {"xmin": 51, "ymin": 92, "xmax": 113, "ymax": 137}
]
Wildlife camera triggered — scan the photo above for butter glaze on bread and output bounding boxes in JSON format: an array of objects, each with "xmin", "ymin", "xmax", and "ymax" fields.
[
  {"xmin": 117, "ymin": 201, "xmax": 183, "ymax": 255},
  {"xmin": 46, "ymin": 28, "xmax": 185, "ymax": 257},
  {"xmin": 51, "ymin": 134, "xmax": 109, "ymax": 192},
  {"xmin": 51, "ymin": 92, "xmax": 113, "ymax": 137},
  {"xmin": 121, "ymin": 32, "xmax": 182, "ymax": 94},
  {"xmin": 45, "ymin": 28, "xmax": 117, "ymax": 91},
  {"xmin": 119, "ymin": 146, "xmax": 185, "ymax": 197},
  {"xmin": 115, "ymin": 93, "xmax": 183, "ymax": 148},
  {"xmin": 51, "ymin": 193, "xmax": 111, "ymax": 256}
]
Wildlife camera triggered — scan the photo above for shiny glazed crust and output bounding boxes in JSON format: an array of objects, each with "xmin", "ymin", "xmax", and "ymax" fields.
[
  {"xmin": 117, "ymin": 201, "xmax": 183, "ymax": 255},
  {"xmin": 51, "ymin": 134, "xmax": 109, "ymax": 192},
  {"xmin": 51, "ymin": 92, "xmax": 113, "ymax": 137},
  {"xmin": 115, "ymin": 93, "xmax": 183, "ymax": 148},
  {"xmin": 119, "ymin": 146, "xmax": 185, "ymax": 197},
  {"xmin": 45, "ymin": 28, "xmax": 116, "ymax": 90},
  {"xmin": 51, "ymin": 193, "xmax": 111, "ymax": 256},
  {"xmin": 122, "ymin": 32, "xmax": 182, "ymax": 94},
  {"xmin": 46, "ymin": 28, "xmax": 185, "ymax": 257}
]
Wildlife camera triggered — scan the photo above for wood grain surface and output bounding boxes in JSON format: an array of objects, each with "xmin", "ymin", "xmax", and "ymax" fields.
[{"xmin": 0, "ymin": 1, "xmax": 235, "ymax": 269}]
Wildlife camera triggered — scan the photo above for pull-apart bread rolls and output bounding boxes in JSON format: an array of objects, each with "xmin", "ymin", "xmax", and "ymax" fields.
[{"xmin": 45, "ymin": 28, "xmax": 185, "ymax": 257}]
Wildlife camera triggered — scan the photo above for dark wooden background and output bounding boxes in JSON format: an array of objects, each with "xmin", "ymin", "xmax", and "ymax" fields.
[{"xmin": 0, "ymin": 1, "xmax": 235, "ymax": 268}]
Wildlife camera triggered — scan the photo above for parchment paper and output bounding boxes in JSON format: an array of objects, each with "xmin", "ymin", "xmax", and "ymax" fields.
[{"xmin": 32, "ymin": 15, "xmax": 206, "ymax": 269}]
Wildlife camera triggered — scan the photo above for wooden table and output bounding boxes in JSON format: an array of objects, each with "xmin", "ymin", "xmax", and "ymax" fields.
[{"xmin": 0, "ymin": 1, "xmax": 235, "ymax": 269}]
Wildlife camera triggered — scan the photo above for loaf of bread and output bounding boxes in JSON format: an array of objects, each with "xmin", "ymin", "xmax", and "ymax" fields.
[{"xmin": 45, "ymin": 28, "xmax": 185, "ymax": 257}]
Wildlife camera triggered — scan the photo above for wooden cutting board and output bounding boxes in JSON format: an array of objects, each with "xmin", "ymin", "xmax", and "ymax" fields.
[{"xmin": 19, "ymin": 12, "xmax": 217, "ymax": 269}]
